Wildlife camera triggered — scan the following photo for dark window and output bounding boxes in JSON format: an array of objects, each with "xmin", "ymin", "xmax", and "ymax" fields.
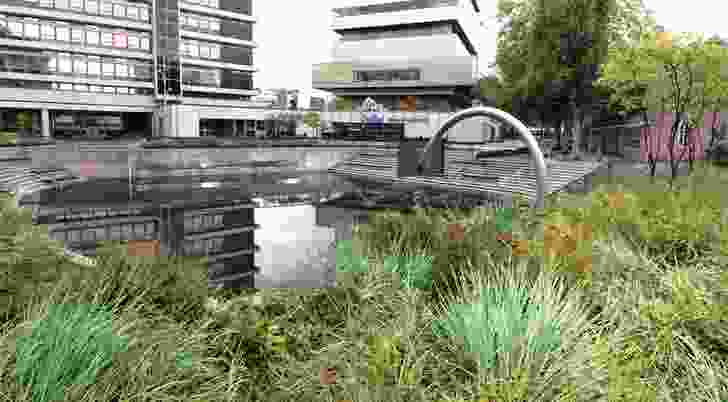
[
  {"xmin": 354, "ymin": 69, "xmax": 420, "ymax": 82},
  {"xmin": 221, "ymin": 70, "xmax": 252, "ymax": 90},
  {"xmin": 221, "ymin": 19, "xmax": 252, "ymax": 41},
  {"xmin": 182, "ymin": 67, "xmax": 221, "ymax": 87},
  {"xmin": 220, "ymin": 45, "xmax": 252, "ymax": 66},
  {"xmin": 220, "ymin": 0, "xmax": 251, "ymax": 15}
]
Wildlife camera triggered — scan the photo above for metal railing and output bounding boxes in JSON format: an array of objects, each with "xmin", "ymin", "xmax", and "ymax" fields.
[{"xmin": 417, "ymin": 106, "xmax": 548, "ymax": 210}]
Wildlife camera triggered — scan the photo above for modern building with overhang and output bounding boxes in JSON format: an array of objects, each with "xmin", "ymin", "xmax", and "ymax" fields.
[
  {"xmin": 312, "ymin": 0, "xmax": 496, "ymax": 141},
  {"xmin": 0, "ymin": 0, "xmax": 280, "ymax": 138}
]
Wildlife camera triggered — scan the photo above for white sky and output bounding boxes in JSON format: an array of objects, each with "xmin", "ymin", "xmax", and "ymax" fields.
[{"xmin": 252, "ymin": 0, "xmax": 726, "ymax": 106}]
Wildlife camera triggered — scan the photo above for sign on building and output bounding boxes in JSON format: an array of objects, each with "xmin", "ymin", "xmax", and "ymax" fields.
[
  {"xmin": 112, "ymin": 32, "xmax": 128, "ymax": 48},
  {"xmin": 318, "ymin": 62, "xmax": 354, "ymax": 82}
]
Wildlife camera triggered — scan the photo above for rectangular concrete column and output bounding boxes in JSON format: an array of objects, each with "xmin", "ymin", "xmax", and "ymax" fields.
[{"xmin": 41, "ymin": 109, "xmax": 51, "ymax": 138}]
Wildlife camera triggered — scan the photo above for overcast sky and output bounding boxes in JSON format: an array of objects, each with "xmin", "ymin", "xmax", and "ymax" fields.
[{"xmin": 252, "ymin": 0, "xmax": 726, "ymax": 105}]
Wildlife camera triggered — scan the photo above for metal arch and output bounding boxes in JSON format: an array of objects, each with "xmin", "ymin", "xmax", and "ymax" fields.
[{"xmin": 417, "ymin": 106, "xmax": 548, "ymax": 210}]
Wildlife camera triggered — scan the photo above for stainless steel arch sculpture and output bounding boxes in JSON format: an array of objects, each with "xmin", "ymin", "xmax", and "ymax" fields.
[{"xmin": 416, "ymin": 106, "xmax": 548, "ymax": 209}]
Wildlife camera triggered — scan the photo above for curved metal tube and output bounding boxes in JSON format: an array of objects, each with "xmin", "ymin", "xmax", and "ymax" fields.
[{"xmin": 417, "ymin": 106, "xmax": 548, "ymax": 209}]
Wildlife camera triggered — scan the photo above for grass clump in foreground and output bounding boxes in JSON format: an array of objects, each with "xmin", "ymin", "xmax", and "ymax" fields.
[{"xmin": 0, "ymin": 160, "xmax": 727, "ymax": 401}]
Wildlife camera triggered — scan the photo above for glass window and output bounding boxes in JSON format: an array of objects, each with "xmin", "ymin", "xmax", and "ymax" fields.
[
  {"xmin": 55, "ymin": 0, "xmax": 69, "ymax": 9},
  {"xmin": 41, "ymin": 24, "xmax": 55, "ymax": 40},
  {"xmin": 185, "ymin": 15, "xmax": 200, "ymax": 28},
  {"xmin": 117, "ymin": 87, "xmax": 129, "ymax": 94},
  {"xmin": 0, "ymin": 15, "xmax": 6, "ymax": 29},
  {"xmin": 89, "ymin": 85, "xmax": 101, "ymax": 92},
  {"xmin": 73, "ymin": 84, "xmax": 88, "ymax": 92},
  {"xmin": 140, "ymin": 36, "xmax": 149, "ymax": 50},
  {"xmin": 47, "ymin": 56, "xmax": 57, "ymax": 72},
  {"xmin": 71, "ymin": 28, "xmax": 83, "ymax": 43},
  {"xmin": 86, "ymin": 30, "xmax": 99, "ymax": 46},
  {"xmin": 56, "ymin": 26, "xmax": 69, "ymax": 41},
  {"xmin": 210, "ymin": 20, "xmax": 220, "ymax": 32},
  {"xmin": 88, "ymin": 58, "xmax": 100, "ymax": 75},
  {"xmin": 102, "ymin": 62, "xmax": 114, "ymax": 76},
  {"xmin": 8, "ymin": 20, "xmax": 23, "ymax": 36},
  {"xmin": 25, "ymin": 22, "xmax": 40, "ymax": 39},
  {"xmin": 73, "ymin": 58, "xmax": 87, "ymax": 74},
  {"xmin": 127, "ymin": 35, "xmax": 139, "ymax": 49},
  {"xmin": 101, "ymin": 1, "xmax": 112, "ymax": 15},
  {"xmin": 210, "ymin": 45, "xmax": 220, "ymax": 59},
  {"xmin": 127, "ymin": 6, "xmax": 138, "ymax": 19},
  {"xmin": 139, "ymin": 6, "xmax": 149, "ymax": 22},
  {"xmin": 116, "ymin": 63, "xmax": 127, "ymax": 78},
  {"xmin": 58, "ymin": 54, "xmax": 72, "ymax": 73},
  {"xmin": 101, "ymin": 32, "xmax": 112, "ymax": 46},
  {"xmin": 103, "ymin": 86, "xmax": 114, "ymax": 93},
  {"xmin": 60, "ymin": 83, "xmax": 73, "ymax": 90},
  {"xmin": 113, "ymin": 4, "xmax": 125, "ymax": 17},
  {"xmin": 39, "ymin": 0, "xmax": 53, "ymax": 7},
  {"xmin": 209, "ymin": 0, "xmax": 219, "ymax": 7},
  {"xmin": 70, "ymin": 0, "xmax": 83, "ymax": 11},
  {"xmin": 189, "ymin": 43, "xmax": 199, "ymax": 57},
  {"xmin": 86, "ymin": 0, "xmax": 98, "ymax": 13},
  {"xmin": 199, "ymin": 18, "xmax": 209, "ymax": 31},
  {"xmin": 199, "ymin": 44, "xmax": 210, "ymax": 58}
]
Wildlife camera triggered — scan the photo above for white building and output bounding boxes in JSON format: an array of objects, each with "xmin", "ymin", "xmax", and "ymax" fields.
[
  {"xmin": 312, "ymin": 0, "xmax": 500, "ymax": 141},
  {"xmin": 0, "ymin": 0, "xmax": 282, "ymax": 139}
]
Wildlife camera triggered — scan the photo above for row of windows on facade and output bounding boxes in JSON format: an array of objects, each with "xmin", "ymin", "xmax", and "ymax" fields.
[
  {"xmin": 50, "ymin": 82, "xmax": 153, "ymax": 95},
  {"xmin": 333, "ymin": 0, "xmax": 458, "ymax": 17},
  {"xmin": 56, "ymin": 208, "xmax": 144, "ymax": 221},
  {"xmin": 53, "ymin": 221, "xmax": 156, "ymax": 242},
  {"xmin": 8, "ymin": 1, "xmax": 249, "ymax": 37},
  {"xmin": 353, "ymin": 69, "xmax": 421, "ymax": 82},
  {"xmin": 185, "ymin": 213, "xmax": 224, "ymax": 233},
  {"xmin": 0, "ymin": 15, "xmax": 151, "ymax": 50},
  {"xmin": 53, "ymin": 225, "xmax": 229, "ymax": 255},
  {"xmin": 22, "ymin": 0, "xmax": 151, "ymax": 22},
  {"xmin": 0, "ymin": 16, "xmax": 245, "ymax": 62},
  {"xmin": 6, "ymin": 52, "xmax": 244, "ymax": 87},
  {"xmin": 339, "ymin": 23, "xmax": 453, "ymax": 42}
]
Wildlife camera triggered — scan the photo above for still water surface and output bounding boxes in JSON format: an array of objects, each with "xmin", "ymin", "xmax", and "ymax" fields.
[{"xmin": 22, "ymin": 171, "xmax": 371, "ymax": 289}]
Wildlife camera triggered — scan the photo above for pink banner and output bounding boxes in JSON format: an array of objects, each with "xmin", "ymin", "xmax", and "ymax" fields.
[{"xmin": 640, "ymin": 111, "xmax": 713, "ymax": 162}]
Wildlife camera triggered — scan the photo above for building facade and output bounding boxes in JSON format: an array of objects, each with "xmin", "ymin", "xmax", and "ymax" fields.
[
  {"xmin": 0, "ymin": 0, "xmax": 274, "ymax": 138},
  {"xmin": 312, "ymin": 0, "xmax": 496, "ymax": 141}
]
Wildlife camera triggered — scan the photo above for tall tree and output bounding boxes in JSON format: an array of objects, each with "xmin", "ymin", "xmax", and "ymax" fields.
[{"xmin": 495, "ymin": 0, "xmax": 657, "ymax": 158}]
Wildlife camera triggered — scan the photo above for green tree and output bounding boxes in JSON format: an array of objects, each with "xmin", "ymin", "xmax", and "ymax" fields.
[
  {"xmin": 302, "ymin": 111, "xmax": 321, "ymax": 137},
  {"xmin": 598, "ymin": 30, "xmax": 720, "ymax": 182},
  {"xmin": 694, "ymin": 39, "xmax": 728, "ymax": 157},
  {"xmin": 495, "ymin": 0, "xmax": 657, "ymax": 158}
]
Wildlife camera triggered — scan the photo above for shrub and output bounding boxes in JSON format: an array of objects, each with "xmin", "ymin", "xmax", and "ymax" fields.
[
  {"xmin": 14, "ymin": 303, "xmax": 129, "ymax": 402},
  {"xmin": 431, "ymin": 286, "xmax": 562, "ymax": 371}
]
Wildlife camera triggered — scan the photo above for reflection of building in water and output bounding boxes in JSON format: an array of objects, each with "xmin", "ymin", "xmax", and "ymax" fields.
[{"xmin": 41, "ymin": 201, "xmax": 259, "ymax": 288}]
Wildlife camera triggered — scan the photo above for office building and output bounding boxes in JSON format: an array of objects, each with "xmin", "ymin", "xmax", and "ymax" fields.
[
  {"xmin": 312, "ymin": 0, "xmax": 484, "ymax": 140},
  {"xmin": 0, "ymin": 0, "xmax": 274, "ymax": 138}
]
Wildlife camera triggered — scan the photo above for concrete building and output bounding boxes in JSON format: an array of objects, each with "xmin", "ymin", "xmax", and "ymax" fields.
[
  {"xmin": 0, "ymin": 0, "xmax": 274, "ymax": 138},
  {"xmin": 312, "ymin": 0, "xmax": 497, "ymax": 141}
]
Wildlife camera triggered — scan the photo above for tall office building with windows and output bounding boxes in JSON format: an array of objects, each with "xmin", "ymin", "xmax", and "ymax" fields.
[
  {"xmin": 0, "ymin": 0, "xmax": 267, "ymax": 138},
  {"xmin": 312, "ymin": 0, "xmax": 483, "ymax": 115}
]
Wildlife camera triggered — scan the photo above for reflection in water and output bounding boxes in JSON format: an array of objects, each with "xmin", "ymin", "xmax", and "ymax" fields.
[{"xmin": 26, "ymin": 179, "xmax": 369, "ymax": 289}]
